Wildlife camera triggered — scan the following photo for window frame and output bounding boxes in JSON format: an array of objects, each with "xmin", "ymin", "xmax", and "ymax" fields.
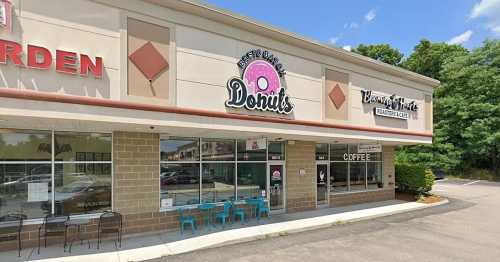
[
  {"xmin": 327, "ymin": 143, "xmax": 384, "ymax": 194},
  {"xmin": 159, "ymin": 137, "xmax": 279, "ymax": 211},
  {"xmin": 0, "ymin": 129, "xmax": 113, "ymax": 222}
]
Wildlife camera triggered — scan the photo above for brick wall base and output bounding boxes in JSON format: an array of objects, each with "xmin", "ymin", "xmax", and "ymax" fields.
[{"xmin": 329, "ymin": 189, "xmax": 395, "ymax": 207}]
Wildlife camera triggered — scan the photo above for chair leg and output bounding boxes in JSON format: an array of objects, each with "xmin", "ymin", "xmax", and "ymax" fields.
[
  {"xmin": 97, "ymin": 231, "xmax": 100, "ymax": 250},
  {"xmin": 119, "ymin": 229, "xmax": 122, "ymax": 248},
  {"xmin": 37, "ymin": 228, "xmax": 41, "ymax": 254},
  {"xmin": 18, "ymin": 231, "xmax": 21, "ymax": 257}
]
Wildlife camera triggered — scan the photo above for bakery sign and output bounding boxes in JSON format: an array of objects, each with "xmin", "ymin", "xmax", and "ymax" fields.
[
  {"xmin": 225, "ymin": 49, "xmax": 294, "ymax": 115},
  {"xmin": 361, "ymin": 90, "xmax": 418, "ymax": 120}
]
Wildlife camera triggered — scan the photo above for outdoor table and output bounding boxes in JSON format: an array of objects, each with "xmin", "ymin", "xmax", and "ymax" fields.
[
  {"xmin": 65, "ymin": 218, "xmax": 91, "ymax": 253},
  {"xmin": 198, "ymin": 203, "xmax": 217, "ymax": 229},
  {"xmin": 245, "ymin": 198, "xmax": 261, "ymax": 218}
]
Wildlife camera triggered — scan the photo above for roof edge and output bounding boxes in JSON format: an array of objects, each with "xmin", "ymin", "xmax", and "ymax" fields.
[{"xmin": 143, "ymin": 0, "xmax": 440, "ymax": 88}]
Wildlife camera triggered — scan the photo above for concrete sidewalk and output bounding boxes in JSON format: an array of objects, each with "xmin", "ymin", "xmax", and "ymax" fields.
[{"xmin": 2, "ymin": 199, "xmax": 448, "ymax": 262}]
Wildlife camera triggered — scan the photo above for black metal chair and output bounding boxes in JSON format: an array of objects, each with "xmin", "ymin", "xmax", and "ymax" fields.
[
  {"xmin": 97, "ymin": 211, "xmax": 122, "ymax": 249},
  {"xmin": 0, "ymin": 213, "xmax": 24, "ymax": 257},
  {"xmin": 38, "ymin": 214, "xmax": 69, "ymax": 254}
]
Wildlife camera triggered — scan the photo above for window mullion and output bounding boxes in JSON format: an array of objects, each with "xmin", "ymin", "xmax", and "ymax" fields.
[{"xmin": 51, "ymin": 130, "xmax": 55, "ymax": 215}]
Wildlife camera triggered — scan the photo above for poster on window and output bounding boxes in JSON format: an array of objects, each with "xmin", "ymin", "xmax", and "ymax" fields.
[
  {"xmin": 246, "ymin": 138, "xmax": 267, "ymax": 151},
  {"xmin": 161, "ymin": 198, "xmax": 173, "ymax": 208},
  {"xmin": 28, "ymin": 182, "xmax": 49, "ymax": 202},
  {"xmin": 358, "ymin": 144, "xmax": 382, "ymax": 153}
]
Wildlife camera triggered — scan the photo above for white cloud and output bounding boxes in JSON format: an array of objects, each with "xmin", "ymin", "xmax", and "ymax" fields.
[
  {"xmin": 329, "ymin": 36, "xmax": 340, "ymax": 45},
  {"xmin": 343, "ymin": 45, "xmax": 352, "ymax": 51},
  {"xmin": 365, "ymin": 9, "xmax": 376, "ymax": 22},
  {"xmin": 348, "ymin": 22, "xmax": 359, "ymax": 29},
  {"xmin": 470, "ymin": 0, "xmax": 500, "ymax": 35},
  {"xmin": 447, "ymin": 30, "xmax": 473, "ymax": 45}
]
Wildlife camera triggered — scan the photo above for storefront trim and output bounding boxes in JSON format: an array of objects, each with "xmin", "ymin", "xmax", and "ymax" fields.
[
  {"xmin": 329, "ymin": 188, "xmax": 389, "ymax": 196},
  {"xmin": 0, "ymin": 88, "xmax": 433, "ymax": 138}
]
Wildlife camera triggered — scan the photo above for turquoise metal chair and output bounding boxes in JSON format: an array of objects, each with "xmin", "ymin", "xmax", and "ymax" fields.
[
  {"xmin": 215, "ymin": 202, "xmax": 231, "ymax": 228},
  {"xmin": 178, "ymin": 208, "xmax": 196, "ymax": 234},
  {"xmin": 256, "ymin": 199, "xmax": 271, "ymax": 221},
  {"xmin": 230, "ymin": 201, "xmax": 246, "ymax": 224}
]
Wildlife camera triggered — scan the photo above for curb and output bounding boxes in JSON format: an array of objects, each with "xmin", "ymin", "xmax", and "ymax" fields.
[{"xmin": 165, "ymin": 198, "xmax": 450, "ymax": 257}]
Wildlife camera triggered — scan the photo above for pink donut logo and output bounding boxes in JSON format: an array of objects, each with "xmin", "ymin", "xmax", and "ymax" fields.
[{"xmin": 243, "ymin": 60, "xmax": 281, "ymax": 95}]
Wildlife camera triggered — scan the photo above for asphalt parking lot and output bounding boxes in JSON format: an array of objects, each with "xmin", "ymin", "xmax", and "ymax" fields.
[{"xmin": 150, "ymin": 179, "xmax": 500, "ymax": 262}]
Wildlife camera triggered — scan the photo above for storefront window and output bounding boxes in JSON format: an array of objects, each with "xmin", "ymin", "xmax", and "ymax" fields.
[
  {"xmin": 160, "ymin": 163, "xmax": 200, "ymax": 207},
  {"xmin": 54, "ymin": 163, "xmax": 111, "ymax": 216},
  {"xmin": 329, "ymin": 144, "xmax": 383, "ymax": 193},
  {"xmin": 315, "ymin": 143, "xmax": 329, "ymax": 161},
  {"xmin": 268, "ymin": 142, "xmax": 285, "ymax": 160},
  {"xmin": 53, "ymin": 132, "xmax": 111, "ymax": 162},
  {"xmin": 331, "ymin": 162, "xmax": 348, "ymax": 192},
  {"xmin": 54, "ymin": 132, "xmax": 112, "ymax": 216},
  {"xmin": 202, "ymin": 139, "xmax": 235, "ymax": 161},
  {"xmin": 201, "ymin": 163, "xmax": 235, "ymax": 203},
  {"xmin": 161, "ymin": 137, "xmax": 199, "ymax": 161},
  {"xmin": 237, "ymin": 163, "xmax": 266, "ymax": 199},
  {"xmin": 367, "ymin": 162, "xmax": 383, "ymax": 189},
  {"xmin": 349, "ymin": 162, "xmax": 366, "ymax": 191},
  {"xmin": 0, "ymin": 130, "xmax": 112, "ymax": 219},
  {"xmin": 0, "ymin": 130, "xmax": 52, "ymax": 162},
  {"xmin": 237, "ymin": 140, "xmax": 266, "ymax": 161},
  {"xmin": 0, "ymin": 130, "xmax": 53, "ymax": 219},
  {"xmin": 0, "ymin": 163, "xmax": 52, "ymax": 219}
]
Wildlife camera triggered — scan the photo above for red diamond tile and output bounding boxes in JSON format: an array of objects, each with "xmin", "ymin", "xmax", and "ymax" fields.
[
  {"xmin": 329, "ymin": 84, "xmax": 346, "ymax": 109},
  {"xmin": 128, "ymin": 41, "xmax": 169, "ymax": 80}
]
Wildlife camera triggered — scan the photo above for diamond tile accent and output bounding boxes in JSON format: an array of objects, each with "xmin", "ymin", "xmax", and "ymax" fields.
[
  {"xmin": 128, "ymin": 41, "xmax": 169, "ymax": 80},
  {"xmin": 329, "ymin": 84, "xmax": 346, "ymax": 109}
]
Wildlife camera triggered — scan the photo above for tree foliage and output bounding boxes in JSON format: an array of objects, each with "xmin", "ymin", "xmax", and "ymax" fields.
[
  {"xmin": 354, "ymin": 39, "xmax": 499, "ymax": 176},
  {"xmin": 402, "ymin": 39, "xmax": 468, "ymax": 80},
  {"xmin": 352, "ymin": 44, "xmax": 404, "ymax": 66}
]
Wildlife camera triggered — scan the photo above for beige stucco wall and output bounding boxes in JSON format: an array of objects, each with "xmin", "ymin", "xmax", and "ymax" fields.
[
  {"xmin": 0, "ymin": 0, "xmax": 121, "ymax": 99},
  {"xmin": 0, "ymin": 0, "xmax": 434, "ymax": 145}
]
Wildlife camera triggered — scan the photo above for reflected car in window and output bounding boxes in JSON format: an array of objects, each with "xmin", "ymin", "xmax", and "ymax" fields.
[{"xmin": 47, "ymin": 179, "xmax": 111, "ymax": 215}]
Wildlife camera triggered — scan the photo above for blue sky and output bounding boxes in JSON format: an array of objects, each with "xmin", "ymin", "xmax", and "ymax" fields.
[{"xmin": 203, "ymin": 0, "xmax": 500, "ymax": 57}]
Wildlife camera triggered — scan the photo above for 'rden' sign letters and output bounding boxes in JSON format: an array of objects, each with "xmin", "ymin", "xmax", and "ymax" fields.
[{"xmin": 0, "ymin": 39, "xmax": 103, "ymax": 79}]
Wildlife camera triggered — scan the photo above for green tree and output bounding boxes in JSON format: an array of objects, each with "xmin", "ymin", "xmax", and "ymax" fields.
[
  {"xmin": 437, "ymin": 40, "xmax": 500, "ymax": 175},
  {"xmin": 352, "ymin": 44, "xmax": 404, "ymax": 66},
  {"xmin": 402, "ymin": 39, "xmax": 468, "ymax": 80}
]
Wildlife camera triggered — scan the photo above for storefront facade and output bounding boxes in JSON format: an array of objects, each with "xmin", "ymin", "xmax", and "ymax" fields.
[{"xmin": 0, "ymin": 0, "xmax": 438, "ymax": 250}]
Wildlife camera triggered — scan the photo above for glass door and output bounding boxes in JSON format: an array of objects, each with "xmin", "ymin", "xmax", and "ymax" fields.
[
  {"xmin": 268, "ymin": 163, "xmax": 285, "ymax": 211},
  {"xmin": 316, "ymin": 163, "xmax": 329, "ymax": 206}
]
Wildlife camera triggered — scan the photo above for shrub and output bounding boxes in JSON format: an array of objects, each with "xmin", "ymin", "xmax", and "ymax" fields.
[{"xmin": 395, "ymin": 163, "xmax": 435, "ymax": 194}]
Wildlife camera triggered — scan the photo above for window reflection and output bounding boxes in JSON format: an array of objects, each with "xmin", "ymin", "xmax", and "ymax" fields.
[
  {"xmin": 237, "ymin": 163, "xmax": 266, "ymax": 199},
  {"xmin": 331, "ymin": 162, "xmax": 348, "ymax": 192},
  {"xmin": 202, "ymin": 139, "xmax": 235, "ymax": 161},
  {"xmin": 367, "ymin": 162, "xmax": 383, "ymax": 189},
  {"xmin": 54, "ymin": 164, "xmax": 111, "ymax": 216},
  {"xmin": 160, "ymin": 138, "xmax": 199, "ymax": 161},
  {"xmin": 0, "ymin": 164, "xmax": 52, "ymax": 219},
  {"xmin": 315, "ymin": 143, "xmax": 329, "ymax": 161},
  {"xmin": 237, "ymin": 140, "xmax": 266, "ymax": 161},
  {"xmin": 268, "ymin": 142, "xmax": 285, "ymax": 160},
  {"xmin": 160, "ymin": 163, "xmax": 200, "ymax": 207},
  {"xmin": 54, "ymin": 132, "xmax": 111, "ymax": 162},
  {"xmin": 0, "ymin": 130, "xmax": 52, "ymax": 161},
  {"xmin": 349, "ymin": 162, "xmax": 366, "ymax": 191},
  {"xmin": 201, "ymin": 163, "xmax": 235, "ymax": 203}
]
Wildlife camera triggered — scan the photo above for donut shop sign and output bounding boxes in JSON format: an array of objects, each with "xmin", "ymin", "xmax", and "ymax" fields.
[
  {"xmin": 225, "ymin": 49, "xmax": 294, "ymax": 115},
  {"xmin": 0, "ymin": 39, "xmax": 103, "ymax": 78}
]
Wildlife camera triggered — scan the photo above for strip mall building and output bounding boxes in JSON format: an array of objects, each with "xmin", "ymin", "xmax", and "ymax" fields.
[{"xmin": 0, "ymin": 0, "xmax": 438, "ymax": 249}]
